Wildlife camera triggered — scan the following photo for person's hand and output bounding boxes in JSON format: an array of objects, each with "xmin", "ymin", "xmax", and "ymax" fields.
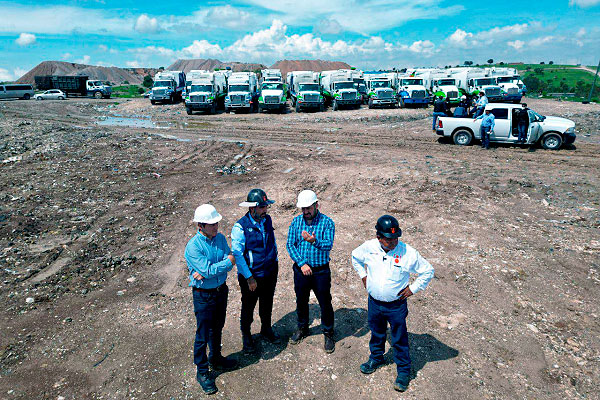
[
  {"xmin": 301, "ymin": 231, "xmax": 316, "ymax": 243},
  {"xmin": 398, "ymin": 286, "xmax": 413, "ymax": 301},
  {"xmin": 228, "ymin": 254, "xmax": 236, "ymax": 265},
  {"xmin": 193, "ymin": 272, "xmax": 204, "ymax": 280},
  {"xmin": 300, "ymin": 265, "xmax": 313, "ymax": 276},
  {"xmin": 247, "ymin": 276, "xmax": 257, "ymax": 291}
]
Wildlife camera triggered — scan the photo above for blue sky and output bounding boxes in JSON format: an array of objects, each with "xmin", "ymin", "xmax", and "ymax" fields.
[{"xmin": 1, "ymin": 0, "xmax": 599, "ymax": 81}]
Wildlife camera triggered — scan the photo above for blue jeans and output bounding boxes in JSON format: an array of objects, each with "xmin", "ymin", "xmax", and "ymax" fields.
[
  {"xmin": 518, "ymin": 122, "xmax": 528, "ymax": 142},
  {"xmin": 475, "ymin": 107, "xmax": 484, "ymax": 118},
  {"xmin": 432, "ymin": 112, "xmax": 445, "ymax": 130},
  {"xmin": 192, "ymin": 285, "xmax": 228, "ymax": 374},
  {"xmin": 238, "ymin": 262, "xmax": 278, "ymax": 334},
  {"xmin": 367, "ymin": 295, "xmax": 410, "ymax": 376},
  {"xmin": 480, "ymin": 126, "xmax": 491, "ymax": 148},
  {"xmin": 293, "ymin": 263, "xmax": 334, "ymax": 333}
]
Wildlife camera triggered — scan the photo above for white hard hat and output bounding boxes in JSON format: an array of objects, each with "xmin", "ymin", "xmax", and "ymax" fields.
[
  {"xmin": 461, "ymin": 95, "xmax": 467, "ymax": 100},
  {"xmin": 296, "ymin": 190, "xmax": 318, "ymax": 208},
  {"xmin": 193, "ymin": 204, "xmax": 222, "ymax": 224}
]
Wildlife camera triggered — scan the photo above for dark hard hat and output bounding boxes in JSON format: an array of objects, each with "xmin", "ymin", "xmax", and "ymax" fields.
[
  {"xmin": 375, "ymin": 215, "xmax": 402, "ymax": 238},
  {"xmin": 240, "ymin": 188, "xmax": 274, "ymax": 207}
]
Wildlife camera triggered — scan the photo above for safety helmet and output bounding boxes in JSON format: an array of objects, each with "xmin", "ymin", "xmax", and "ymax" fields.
[
  {"xmin": 193, "ymin": 204, "xmax": 222, "ymax": 224},
  {"xmin": 239, "ymin": 188, "xmax": 274, "ymax": 207},
  {"xmin": 461, "ymin": 95, "xmax": 467, "ymax": 100},
  {"xmin": 296, "ymin": 189, "xmax": 318, "ymax": 208},
  {"xmin": 375, "ymin": 215, "xmax": 402, "ymax": 238}
]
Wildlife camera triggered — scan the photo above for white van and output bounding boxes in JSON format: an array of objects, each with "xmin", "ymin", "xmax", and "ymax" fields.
[{"xmin": 0, "ymin": 84, "xmax": 35, "ymax": 100}]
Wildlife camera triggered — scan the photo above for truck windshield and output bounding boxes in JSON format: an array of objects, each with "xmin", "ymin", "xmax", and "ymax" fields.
[
  {"xmin": 153, "ymin": 80, "xmax": 173, "ymax": 88},
  {"xmin": 353, "ymin": 78, "xmax": 365, "ymax": 86},
  {"xmin": 262, "ymin": 83, "xmax": 284, "ymax": 91},
  {"xmin": 334, "ymin": 82, "xmax": 355, "ymax": 90},
  {"xmin": 474, "ymin": 78, "xmax": 495, "ymax": 86},
  {"xmin": 90, "ymin": 81, "xmax": 103, "ymax": 86},
  {"xmin": 401, "ymin": 79, "xmax": 423, "ymax": 86},
  {"xmin": 437, "ymin": 79, "xmax": 455, "ymax": 86},
  {"xmin": 495, "ymin": 76, "xmax": 513, "ymax": 83},
  {"xmin": 299, "ymin": 84, "xmax": 319, "ymax": 92},
  {"xmin": 371, "ymin": 81, "xmax": 391, "ymax": 88},
  {"xmin": 191, "ymin": 84, "xmax": 212, "ymax": 92},
  {"xmin": 229, "ymin": 84, "xmax": 250, "ymax": 92}
]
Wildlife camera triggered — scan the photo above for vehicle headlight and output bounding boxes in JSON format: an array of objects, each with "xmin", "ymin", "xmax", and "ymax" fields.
[{"xmin": 565, "ymin": 127, "xmax": 574, "ymax": 134}]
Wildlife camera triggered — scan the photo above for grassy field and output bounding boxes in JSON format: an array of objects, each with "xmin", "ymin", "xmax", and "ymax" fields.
[
  {"xmin": 112, "ymin": 84, "xmax": 147, "ymax": 98},
  {"xmin": 512, "ymin": 64, "xmax": 598, "ymax": 87}
]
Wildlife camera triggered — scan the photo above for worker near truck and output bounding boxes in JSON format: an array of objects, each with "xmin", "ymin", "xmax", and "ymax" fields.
[
  {"xmin": 432, "ymin": 95, "xmax": 447, "ymax": 131},
  {"xmin": 231, "ymin": 189, "xmax": 280, "ymax": 355},
  {"xmin": 474, "ymin": 92, "xmax": 488, "ymax": 117},
  {"xmin": 516, "ymin": 103, "xmax": 530, "ymax": 143},
  {"xmin": 185, "ymin": 204, "xmax": 238, "ymax": 395},
  {"xmin": 351, "ymin": 215, "xmax": 434, "ymax": 393},
  {"xmin": 474, "ymin": 105, "xmax": 495, "ymax": 149},
  {"xmin": 286, "ymin": 189, "xmax": 336, "ymax": 353}
]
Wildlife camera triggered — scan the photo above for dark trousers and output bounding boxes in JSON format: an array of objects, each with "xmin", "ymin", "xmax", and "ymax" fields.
[
  {"xmin": 192, "ymin": 285, "xmax": 228, "ymax": 374},
  {"xmin": 293, "ymin": 263, "xmax": 334, "ymax": 333},
  {"xmin": 480, "ymin": 125, "xmax": 491, "ymax": 148},
  {"xmin": 518, "ymin": 122, "xmax": 528, "ymax": 142},
  {"xmin": 475, "ymin": 106, "xmax": 484, "ymax": 118},
  {"xmin": 368, "ymin": 295, "xmax": 410, "ymax": 376},
  {"xmin": 432, "ymin": 112, "xmax": 445, "ymax": 130},
  {"xmin": 238, "ymin": 262, "xmax": 278, "ymax": 334}
]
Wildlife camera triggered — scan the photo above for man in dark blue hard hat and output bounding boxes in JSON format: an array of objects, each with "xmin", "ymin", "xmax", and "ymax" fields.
[
  {"xmin": 231, "ymin": 189, "xmax": 280, "ymax": 354},
  {"xmin": 351, "ymin": 215, "xmax": 434, "ymax": 392}
]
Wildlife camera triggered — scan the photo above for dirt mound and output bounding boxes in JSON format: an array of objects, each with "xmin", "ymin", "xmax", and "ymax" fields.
[
  {"xmin": 270, "ymin": 59, "xmax": 352, "ymax": 77},
  {"xmin": 167, "ymin": 59, "xmax": 266, "ymax": 73},
  {"xmin": 17, "ymin": 61, "xmax": 159, "ymax": 85}
]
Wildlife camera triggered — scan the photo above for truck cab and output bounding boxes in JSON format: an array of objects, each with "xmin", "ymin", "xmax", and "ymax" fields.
[
  {"xmin": 432, "ymin": 78, "xmax": 460, "ymax": 105},
  {"xmin": 186, "ymin": 81, "xmax": 217, "ymax": 114},
  {"xmin": 365, "ymin": 77, "xmax": 397, "ymax": 108},
  {"xmin": 258, "ymin": 81, "xmax": 287, "ymax": 113},
  {"xmin": 294, "ymin": 82, "xmax": 324, "ymax": 112},
  {"xmin": 397, "ymin": 77, "xmax": 430, "ymax": 108},
  {"xmin": 495, "ymin": 75, "xmax": 523, "ymax": 103},
  {"xmin": 225, "ymin": 72, "xmax": 258, "ymax": 113},
  {"xmin": 321, "ymin": 71, "xmax": 361, "ymax": 111},
  {"xmin": 150, "ymin": 79, "xmax": 176, "ymax": 104},
  {"xmin": 468, "ymin": 77, "xmax": 503, "ymax": 102},
  {"xmin": 86, "ymin": 80, "xmax": 112, "ymax": 99}
]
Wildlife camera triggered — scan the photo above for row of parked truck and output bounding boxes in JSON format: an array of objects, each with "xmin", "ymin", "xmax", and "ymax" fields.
[{"xmin": 147, "ymin": 66, "xmax": 527, "ymax": 114}]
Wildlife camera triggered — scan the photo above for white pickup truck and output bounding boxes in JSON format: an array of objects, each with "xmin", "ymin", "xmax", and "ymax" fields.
[{"xmin": 435, "ymin": 103, "xmax": 576, "ymax": 150}]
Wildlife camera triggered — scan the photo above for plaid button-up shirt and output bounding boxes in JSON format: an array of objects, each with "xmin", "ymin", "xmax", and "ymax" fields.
[{"xmin": 286, "ymin": 212, "xmax": 335, "ymax": 268}]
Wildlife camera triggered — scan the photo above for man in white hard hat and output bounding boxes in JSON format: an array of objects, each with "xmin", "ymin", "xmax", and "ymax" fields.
[
  {"xmin": 185, "ymin": 204, "xmax": 237, "ymax": 395},
  {"xmin": 231, "ymin": 189, "xmax": 280, "ymax": 355},
  {"xmin": 286, "ymin": 190, "xmax": 336, "ymax": 353}
]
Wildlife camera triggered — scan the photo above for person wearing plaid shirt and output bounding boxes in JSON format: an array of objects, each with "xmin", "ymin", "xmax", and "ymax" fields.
[{"xmin": 286, "ymin": 189, "xmax": 336, "ymax": 353}]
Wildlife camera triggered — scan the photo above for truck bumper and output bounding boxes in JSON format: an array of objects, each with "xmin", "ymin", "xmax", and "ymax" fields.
[
  {"xmin": 371, "ymin": 99, "xmax": 397, "ymax": 107},
  {"xmin": 150, "ymin": 96, "xmax": 171, "ymax": 101},
  {"xmin": 501, "ymin": 94, "xmax": 523, "ymax": 103},
  {"xmin": 487, "ymin": 95, "xmax": 504, "ymax": 102},
  {"xmin": 259, "ymin": 103, "xmax": 285, "ymax": 110},
  {"xmin": 187, "ymin": 102, "xmax": 214, "ymax": 110},
  {"xmin": 297, "ymin": 101, "xmax": 322, "ymax": 109},
  {"xmin": 403, "ymin": 98, "xmax": 429, "ymax": 105},
  {"xmin": 564, "ymin": 131, "xmax": 576, "ymax": 145},
  {"xmin": 334, "ymin": 99, "xmax": 361, "ymax": 105},
  {"xmin": 435, "ymin": 128, "xmax": 445, "ymax": 136}
]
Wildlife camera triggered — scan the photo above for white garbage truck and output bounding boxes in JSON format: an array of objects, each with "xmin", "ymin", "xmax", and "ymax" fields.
[
  {"xmin": 397, "ymin": 74, "xmax": 430, "ymax": 108},
  {"xmin": 258, "ymin": 80, "xmax": 287, "ymax": 113},
  {"xmin": 364, "ymin": 73, "xmax": 397, "ymax": 108},
  {"xmin": 288, "ymin": 71, "xmax": 324, "ymax": 112},
  {"xmin": 449, "ymin": 68, "xmax": 503, "ymax": 102},
  {"xmin": 321, "ymin": 70, "xmax": 361, "ymax": 111},
  {"xmin": 184, "ymin": 71, "xmax": 227, "ymax": 115},
  {"xmin": 225, "ymin": 72, "xmax": 259, "ymax": 113},
  {"xmin": 150, "ymin": 70, "xmax": 186, "ymax": 104}
]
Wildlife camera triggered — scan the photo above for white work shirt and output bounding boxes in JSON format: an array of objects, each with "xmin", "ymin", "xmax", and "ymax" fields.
[{"xmin": 351, "ymin": 239, "xmax": 434, "ymax": 302}]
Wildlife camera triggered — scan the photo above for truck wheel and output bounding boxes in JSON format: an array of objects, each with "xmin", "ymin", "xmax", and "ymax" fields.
[
  {"xmin": 453, "ymin": 130, "xmax": 473, "ymax": 146},
  {"xmin": 58, "ymin": 96, "xmax": 64, "ymax": 100},
  {"xmin": 23, "ymin": 94, "xmax": 30, "ymax": 100},
  {"xmin": 151, "ymin": 100, "xmax": 156, "ymax": 105},
  {"xmin": 332, "ymin": 100, "xmax": 338, "ymax": 111},
  {"xmin": 37, "ymin": 96, "xmax": 43, "ymax": 100},
  {"xmin": 94, "ymin": 91, "xmax": 102, "ymax": 99},
  {"xmin": 541, "ymin": 133, "xmax": 563, "ymax": 150},
  {"xmin": 186, "ymin": 107, "xmax": 192, "ymax": 115}
]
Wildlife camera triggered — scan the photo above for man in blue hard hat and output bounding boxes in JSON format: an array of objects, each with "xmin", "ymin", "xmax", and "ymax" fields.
[
  {"xmin": 231, "ymin": 189, "xmax": 280, "ymax": 354},
  {"xmin": 351, "ymin": 215, "xmax": 434, "ymax": 392}
]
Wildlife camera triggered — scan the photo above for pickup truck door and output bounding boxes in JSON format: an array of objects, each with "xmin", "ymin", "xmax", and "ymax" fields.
[
  {"xmin": 489, "ymin": 108, "xmax": 510, "ymax": 139},
  {"xmin": 527, "ymin": 111, "xmax": 544, "ymax": 144}
]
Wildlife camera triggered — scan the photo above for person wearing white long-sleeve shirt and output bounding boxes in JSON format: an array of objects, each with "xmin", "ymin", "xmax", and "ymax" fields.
[{"xmin": 351, "ymin": 215, "xmax": 434, "ymax": 393}]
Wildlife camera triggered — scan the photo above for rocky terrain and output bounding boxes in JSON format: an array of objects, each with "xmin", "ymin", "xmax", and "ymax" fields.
[{"xmin": 0, "ymin": 97, "xmax": 598, "ymax": 399}]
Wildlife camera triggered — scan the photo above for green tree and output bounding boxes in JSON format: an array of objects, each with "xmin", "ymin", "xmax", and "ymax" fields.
[
  {"xmin": 487, "ymin": 59, "xmax": 494, "ymax": 64},
  {"xmin": 142, "ymin": 75, "xmax": 153, "ymax": 88},
  {"xmin": 523, "ymin": 75, "xmax": 541, "ymax": 92}
]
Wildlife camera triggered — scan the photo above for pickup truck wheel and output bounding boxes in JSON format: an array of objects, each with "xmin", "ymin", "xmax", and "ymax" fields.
[
  {"xmin": 453, "ymin": 130, "xmax": 473, "ymax": 146},
  {"xmin": 151, "ymin": 100, "xmax": 156, "ymax": 105},
  {"xmin": 37, "ymin": 97, "xmax": 43, "ymax": 100},
  {"xmin": 94, "ymin": 91, "xmax": 102, "ymax": 99},
  {"xmin": 58, "ymin": 96, "xmax": 64, "ymax": 100},
  {"xmin": 541, "ymin": 133, "xmax": 563, "ymax": 150}
]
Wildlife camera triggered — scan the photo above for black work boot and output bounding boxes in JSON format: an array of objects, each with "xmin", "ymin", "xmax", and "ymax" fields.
[
  {"xmin": 360, "ymin": 358, "xmax": 384, "ymax": 374},
  {"xmin": 394, "ymin": 374, "xmax": 410, "ymax": 392},
  {"xmin": 196, "ymin": 371, "xmax": 218, "ymax": 395},
  {"xmin": 289, "ymin": 327, "xmax": 309, "ymax": 345},
  {"xmin": 260, "ymin": 327, "xmax": 281, "ymax": 344},
  {"xmin": 242, "ymin": 333, "xmax": 256, "ymax": 354},
  {"xmin": 208, "ymin": 354, "xmax": 238, "ymax": 371},
  {"xmin": 323, "ymin": 332, "xmax": 335, "ymax": 354}
]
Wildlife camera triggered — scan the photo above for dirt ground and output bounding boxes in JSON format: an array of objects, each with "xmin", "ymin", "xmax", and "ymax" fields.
[{"xmin": 0, "ymin": 96, "xmax": 599, "ymax": 400}]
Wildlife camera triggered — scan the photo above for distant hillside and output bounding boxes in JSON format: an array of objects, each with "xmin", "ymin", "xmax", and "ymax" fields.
[
  {"xmin": 17, "ymin": 61, "xmax": 159, "ymax": 85},
  {"xmin": 167, "ymin": 59, "xmax": 267, "ymax": 73},
  {"xmin": 270, "ymin": 59, "xmax": 352, "ymax": 77}
]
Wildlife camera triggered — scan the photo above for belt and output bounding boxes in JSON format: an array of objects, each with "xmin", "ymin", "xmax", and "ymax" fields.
[
  {"xmin": 294, "ymin": 262, "xmax": 329, "ymax": 272},
  {"xmin": 193, "ymin": 284, "xmax": 226, "ymax": 293}
]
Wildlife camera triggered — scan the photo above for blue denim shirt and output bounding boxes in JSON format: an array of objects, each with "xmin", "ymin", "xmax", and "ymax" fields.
[
  {"xmin": 475, "ymin": 112, "xmax": 495, "ymax": 130},
  {"xmin": 184, "ymin": 231, "xmax": 233, "ymax": 289},
  {"xmin": 286, "ymin": 212, "xmax": 335, "ymax": 268}
]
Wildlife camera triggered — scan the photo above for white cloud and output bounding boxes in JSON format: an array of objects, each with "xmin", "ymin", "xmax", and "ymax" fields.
[
  {"xmin": 15, "ymin": 33, "xmax": 36, "ymax": 46},
  {"xmin": 569, "ymin": 0, "xmax": 600, "ymax": 7},
  {"xmin": 316, "ymin": 19, "xmax": 343, "ymax": 35},
  {"xmin": 134, "ymin": 14, "xmax": 161, "ymax": 34},
  {"xmin": 507, "ymin": 40, "xmax": 525, "ymax": 50},
  {"xmin": 77, "ymin": 55, "xmax": 91, "ymax": 64},
  {"xmin": 126, "ymin": 61, "xmax": 142, "ymax": 68},
  {"xmin": 203, "ymin": 5, "xmax": 253, "ymax": 30},
  {"xmin": 529, "ymin": 36, "xmax": 556, "ymax": 46},
  {"xmin": 181, "ymin": 40, "xmax": 223, "ymax": 58},
  {"xmin": 61, "ymin": 52, "xmax": 72, "ymax": 60},
  {"xmin": 0, "ymin": 67, "xmax": 28, "ymax": 81},
  {"xmin": 448, "ymin": 29, "xmax": 474, "ymax": 47},
  {"xmin": 408, "ymin": 40, "xmax": 435, "ymax": 56},
  {"xmin": 447, "ymin": 23, "xmax": 535, "ymax": 48},
  {"xmin": 576, "ymin": 27, "xmax": 586, "ymax": 37},
  {"xmin": 98, "ymin": 44, "xmax": 108, "ymax": 51}
]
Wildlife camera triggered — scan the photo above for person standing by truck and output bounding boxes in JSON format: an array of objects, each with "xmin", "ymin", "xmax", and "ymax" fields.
[
  {"xmin": 351, "ymin": 215, "xmax": 434, "ymax": 392},
  {"xmin": 474, "ymin": 92, "xmax": 488, "ymax": 117},
  {"xmin": 474, "ymin": 105, "xmax": 495, "ymax": 149},
  {"xmin": 516, "ymin": 103, "xmax": 530, "ymax": 143},
  {"xmin": 432, "ymin": 95, "xmax": 447, "ymax": 131}
]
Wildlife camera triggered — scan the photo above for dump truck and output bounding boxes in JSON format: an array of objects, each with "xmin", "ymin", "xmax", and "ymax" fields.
[{"xmin": 34, "ymin": 75, "xmax": 112, "ymax": 99}]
